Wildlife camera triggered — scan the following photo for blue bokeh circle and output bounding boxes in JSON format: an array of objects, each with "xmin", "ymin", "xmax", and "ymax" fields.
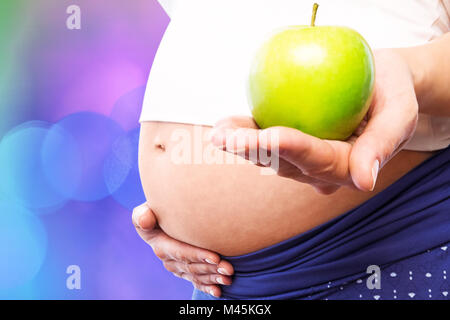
[
  {"xmin": 0, "ymin": 121, "xmax": 69, "ymax": 210},
  {"xmin": 103, "ymin": 127, "xmax": 146, "ymax": 210},
  {"xmin": 0, "ymin": 200, "xmax": 48, "ymax": 289},
  {"xmin": 44, "ymin": 112, "xmax": 124, "ymax": 202}
]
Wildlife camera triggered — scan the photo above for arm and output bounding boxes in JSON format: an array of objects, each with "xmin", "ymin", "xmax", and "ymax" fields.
[
  {"xmin": 397, "ymin": 32, "xmax": 450, "ymax": 116},
  {"xmin": 211, "ymin": 33, "xmax": 450, "ymax": 193}
]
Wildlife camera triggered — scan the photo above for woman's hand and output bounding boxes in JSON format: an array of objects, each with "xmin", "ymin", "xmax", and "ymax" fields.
[
  {"xmin": 132, "ymin": 203, "xmax": 234, "ymax": 297},
  {"xmin": 210, "ymin": 49, "xmax": 419, "ymax": 194}
]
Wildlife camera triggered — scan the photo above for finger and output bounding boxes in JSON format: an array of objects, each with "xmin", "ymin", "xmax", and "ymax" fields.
[
  {"xmin": 216, "ymin": 259, "xmax": 234, "ymax": 276},
  {"xmin": 132, "ymin": 205, "xmax": 222, "ymax": 265},
  {"xmin": 177, "ymin": 273, "xmax": 222, "ymax": 297},
  {"xmin": 195, "ymin": 284, "xmax": 222, "ymax": 298},
  {"xmin": 212, "ymin": 124, "xmax": 333, "ymax": 189},
  {"xmin": 175, "ymin": 268, "xmax": 231, "ymax": 286},
  {"xmin": 164, "ymin": 260, "xmax": 221, "ymax": 275},
  {"xmin": 261, "ymin": 127, "xmax": 350, "ymax": 183},
  {"xmin": 211, "ymin": 117, "xmax": 347, "ymax": 191},
  {"xmin": 135, "ymin": 225, "xmax": 220, "ymax": 265},
  {"xmin": 137, "ymin": 227, "xmax": 222, "ymax": 266},
  {"xmin": 350, "ymin": 95, "xmax": 418, "ymax": 191},
  {"xmin": 151, "ymin": 235, "xmax": 221, "ymax": 265},
  {"xmin": 132, "ymin": 203, "xmax": 157, "ymax": 230},
  {"xmin": 194, "ymin": 273, "xmax": 232, "ymax": 286},
  {"xmin": 165, "ymin": 259, "xmax": 234, "ymax": 282},
  {"xmin": 212, "ymin": 117, "xmax": 332, "ymax": 166},
  {"xmin": 133, "ymin": 204, "xmax": 163, "ymax": 245},
  {"xmin": 215, "ymin": 124, "xmax": 351, "ymax": 185}
]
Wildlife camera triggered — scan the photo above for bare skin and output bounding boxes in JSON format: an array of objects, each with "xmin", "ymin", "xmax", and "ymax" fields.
[
  {"xmin": 135, "ymin": 124, "xmax": 431, "ymax": 296},
  {"xmin": 133, "ymin": 34, "xmax": 450, "ymax": 297},
  {"xmin": 139, "ymin": 121, "xmax": 432, "ymax": 255},
  {"xmin": 210, "ymin": 48, "xmax": 420, "ymax": 193}
]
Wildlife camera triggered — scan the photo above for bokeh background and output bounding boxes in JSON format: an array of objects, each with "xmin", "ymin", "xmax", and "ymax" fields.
[{"xmin": 0, "ymin": 0, "xmax": 193, "ymax": 299}]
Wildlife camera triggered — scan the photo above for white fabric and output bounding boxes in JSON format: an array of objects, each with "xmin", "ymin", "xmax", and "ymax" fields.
[
  {"xmin": 157, "ymin": 0, "xmax": 178, "ymax": 17},
  {"xmin": 141, "ymin": 0, "xmax": 450, "ymax": 151}
]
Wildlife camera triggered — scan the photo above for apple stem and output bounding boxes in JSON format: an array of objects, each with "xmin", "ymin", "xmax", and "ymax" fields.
[{"xmin": 311, "ymin": 3, "xmax": 319, "ymax": 27}]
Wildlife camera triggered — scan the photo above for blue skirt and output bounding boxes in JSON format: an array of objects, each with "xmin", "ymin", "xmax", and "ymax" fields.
[{"xmin": 193, "ymin": 147, "xmax": 450, "ymax": 300}]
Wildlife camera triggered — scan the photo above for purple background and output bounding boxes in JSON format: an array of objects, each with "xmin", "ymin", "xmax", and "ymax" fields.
[{"xmin": 0, "ymin": 0, "xmax": 193, "ymax": 299}]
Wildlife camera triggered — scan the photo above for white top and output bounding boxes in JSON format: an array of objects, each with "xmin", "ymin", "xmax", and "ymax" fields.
[{"xmin": 141, "ymin": 0, "xmax": 450, "ymax": 151}]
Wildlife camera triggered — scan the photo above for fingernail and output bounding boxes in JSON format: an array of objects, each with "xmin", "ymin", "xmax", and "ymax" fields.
[
  {"xmin": 209, "ymin": 289, "xmax": 216, "ymax": 297},
  {"xmin": 217, "ymin": 268, "xmax": 230, "ymax": 275},
  {"xmin": 216, "ymin": 277, "xmax": 225, "ymax": 285},
  {"xmin": 205, "ymin": 258, "xmax": 217, "ymax": 265},
  {"xmin": 133, "ymin": 204, "xmax": 148, "ymax": 227},
  {"xmin": 371, "ymin": 160, "xmax": 379, "ymax": 191}
]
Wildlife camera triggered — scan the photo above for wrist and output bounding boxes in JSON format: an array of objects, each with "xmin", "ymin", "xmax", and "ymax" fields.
[
  {"xmin": 394, "ymin": 46, "xmax": 430, "ymax": 109},
  {"xmin": 394, "ymin": 32, "xmax": 450, "ymax": 116}
]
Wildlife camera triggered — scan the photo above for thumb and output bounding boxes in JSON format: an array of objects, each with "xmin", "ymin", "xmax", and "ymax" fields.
[
  {"xmin": 349, "ymin": 107, "xmax": 417, "ymax": 192},
  {"xmin": 132, "ymin": 203, "xmax": 157, "ymax": 230},
  {"xmin": 349, "ymin": 133, "xmax": 382, "ymax": 192}
]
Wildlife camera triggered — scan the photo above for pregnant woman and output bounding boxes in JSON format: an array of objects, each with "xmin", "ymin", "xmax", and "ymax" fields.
[{"xmin": 134, "ymin": 0, "xmax": 450, "ymax": 299}]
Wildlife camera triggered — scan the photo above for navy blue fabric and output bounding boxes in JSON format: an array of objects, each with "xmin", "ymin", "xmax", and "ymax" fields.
[{"xmin": 193, "ymin": 147, "xmax": 450, "ymax": 300}]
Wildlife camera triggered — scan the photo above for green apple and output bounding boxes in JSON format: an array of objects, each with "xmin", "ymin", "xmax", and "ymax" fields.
[{"xmin": 248, "ymin": 3, "xmax": 375, "ymax": 140}]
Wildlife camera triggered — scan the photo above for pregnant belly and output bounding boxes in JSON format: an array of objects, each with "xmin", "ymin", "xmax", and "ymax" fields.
[{"xmin": 139, "ymin": 121, "xmax": 433, "ymax": 256}]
